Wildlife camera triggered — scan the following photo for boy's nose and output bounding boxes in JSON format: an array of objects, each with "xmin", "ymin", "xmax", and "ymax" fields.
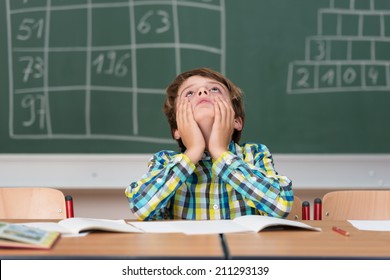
[{"xmin": 197, "ymin": 87, "xmax": 208, "ymax": 96}]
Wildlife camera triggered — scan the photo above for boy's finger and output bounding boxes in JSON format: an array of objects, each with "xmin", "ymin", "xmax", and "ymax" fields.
[
  {"xmin": 216, "ymin": 95, "xmax": 231, "ymax": 123},
  {"xmin": 214, "ymin": 97, "xmax": 222, "ymax": 122}
]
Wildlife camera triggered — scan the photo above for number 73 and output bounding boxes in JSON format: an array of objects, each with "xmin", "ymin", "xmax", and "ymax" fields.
[{"xmin": 19, "ymin": 56, "xmax": 44, "ymax": 83}]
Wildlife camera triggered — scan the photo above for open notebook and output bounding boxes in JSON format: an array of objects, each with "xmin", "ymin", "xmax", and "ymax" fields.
[
  {"xmin": 19, "ymin": 215, "xmax": 320, "ymax": 236},
  {"xmin": 129, "ymin": 215, "xmax": 321, "ymax": 234},
  {"xmin": 21, "ymin": 218, "xmax": 143, "ymax": 237}
]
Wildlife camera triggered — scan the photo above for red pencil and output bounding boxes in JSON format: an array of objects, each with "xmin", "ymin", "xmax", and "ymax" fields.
[{"xmin": 332, "ymin": 226, "xmax": 350, "ymax": 236}]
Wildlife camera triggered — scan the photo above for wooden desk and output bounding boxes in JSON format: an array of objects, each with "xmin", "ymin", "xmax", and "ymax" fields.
[
  {"xmin": 0, "ymin": 220, "xmax": 225, "ymax": 260},
  {"xmin": 1, "ymin": 233, "xmax": 225, "ymax": 259},
  {"xmin": 3, "ymin": 220, "xmax": 390, "ymax": 260},
  {"xmin": 224, "ymin": 220, "xmax": 390, "ymax": 259}
]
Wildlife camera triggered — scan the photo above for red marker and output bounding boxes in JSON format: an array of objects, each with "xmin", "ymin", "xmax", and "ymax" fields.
[
  {"xmin": 314, "ymin": 198, "xmax": 322, "ymax": 220},
  {"xmin": 65, "ymin": 195, "xmax": 74, "ymax": 218},
  {"xmin": 302, "ymin": 201, "xmax": 310, "ymax": 220}
]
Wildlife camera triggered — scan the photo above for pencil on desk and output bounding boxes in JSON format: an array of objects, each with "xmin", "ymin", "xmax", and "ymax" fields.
[{"xmin": 332, "ymin": 226, "xmax": 350, "ymax": 236}]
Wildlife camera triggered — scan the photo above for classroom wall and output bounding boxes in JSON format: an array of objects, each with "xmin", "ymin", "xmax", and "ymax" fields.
[
  {"xmin": 62, "ymin": 188, "xmax": 136, "ymax": 220},
  {"xmin": 1, "ymin": 154, "xmax": 389, "ymax": 189}
]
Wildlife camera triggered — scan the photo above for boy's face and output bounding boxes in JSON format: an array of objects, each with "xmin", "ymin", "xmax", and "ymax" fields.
[{"xmin": 177, "ymin": 75, "xmax": 231, "ymax": 121}]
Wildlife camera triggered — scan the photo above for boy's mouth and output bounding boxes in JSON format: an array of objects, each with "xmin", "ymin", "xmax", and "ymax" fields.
[{"xmin": 196, "ymin": 98, "xmax": 212, "ymax": 106}]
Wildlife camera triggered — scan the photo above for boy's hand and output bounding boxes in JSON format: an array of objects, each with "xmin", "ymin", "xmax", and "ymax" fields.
[
  {"xmin": 208, "ymin": 95, "xmax": 235, "ymax": 159},
  {"xmin": 176, "ymin": 95, "xmax": 205, "ymax": 163}
]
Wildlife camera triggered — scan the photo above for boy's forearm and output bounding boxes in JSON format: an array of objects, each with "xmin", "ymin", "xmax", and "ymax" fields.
[
  {"xmin": 184, "ymin": 146, "xmax": 204, "ymax": 164},
  {"xmin": 212, "ymin": 151, "xmax": 293, "ymax": 217}
]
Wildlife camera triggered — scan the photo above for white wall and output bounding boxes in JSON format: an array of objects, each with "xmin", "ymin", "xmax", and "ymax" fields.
[{"xmin": 1, "ymin": 154, "xmax": 390, "ymax": 188}]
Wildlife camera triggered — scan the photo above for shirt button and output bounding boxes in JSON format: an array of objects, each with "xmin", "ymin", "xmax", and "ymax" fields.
[
  {"xmin": 213, "ymin": 204, "xmax": 219, "ymax": 210},
  {"xmin": 226, "ymin": 159, "xmax": 232, "ymax": 164},
  {"xmin": 156, "ymin": 178, "xmax": 163, "ymax": 183}
]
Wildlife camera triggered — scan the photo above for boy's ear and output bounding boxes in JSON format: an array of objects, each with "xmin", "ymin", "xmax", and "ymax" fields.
[
  {"xmin": 173, "ymin": 129, "xmax": 181, "ymax": 140},
  {"xmin": 234, "ymin": 117, "xmax": 243, "ymax": 131}
]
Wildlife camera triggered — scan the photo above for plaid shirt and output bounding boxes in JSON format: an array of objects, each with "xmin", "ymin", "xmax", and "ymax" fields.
[{"xmin": 126, "ymin": 141, "xmax": 293, "ymax": 220}]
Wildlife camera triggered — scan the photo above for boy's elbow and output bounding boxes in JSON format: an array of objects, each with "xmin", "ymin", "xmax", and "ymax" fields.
[
  {"xmin": 271, "ymin": 194, "xmax": 294, "ymax": 219},
  {"xmin": 131, "ymin": 211, "xmax": 148, "ymax": 221},
  {"xmin": 129, "ymin": 202, "xmax": 151, "ymax": 221},
  {"xmin": 281, "ymin": 201, "xmax": 293, "ymax": 218}
]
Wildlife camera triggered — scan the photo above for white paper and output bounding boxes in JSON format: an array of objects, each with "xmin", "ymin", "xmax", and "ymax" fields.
[
  {"xmin": 129, "ymin": 215, "xmax": 321, "ymax": 235},
  {"xmin": 348, "ymin": 220, "xmax": 390, "ymax": 231},
  {"xmin": 130, "ymin": 219, "xmax": 250, "ymax": 235}
]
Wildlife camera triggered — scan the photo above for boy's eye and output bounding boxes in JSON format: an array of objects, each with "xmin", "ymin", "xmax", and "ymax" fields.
[
  {"xmin": 210, "ymin": 87, "xmax": 221, "ymax": 94},
  {"xmin": 185, "ymin": 91, "xmax": 194, "ymax": 97}
]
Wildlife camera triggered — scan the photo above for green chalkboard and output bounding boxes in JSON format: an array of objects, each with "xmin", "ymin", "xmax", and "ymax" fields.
[{"xmin": 1, "ymin": 0, "xmax": 390, "ymax": 153}]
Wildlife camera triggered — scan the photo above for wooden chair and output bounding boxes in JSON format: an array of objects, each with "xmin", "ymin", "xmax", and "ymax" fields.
[
  {"xmin": 322, "ymin": 190, "xmax": 390, "ymax": 220},
  {"xmin": 0, "ymin": 187, "xmax": 74, "ymax": 219},
  {"xmin": 286, "ymin": 195, "xmax": 302, "ymax": 220}
]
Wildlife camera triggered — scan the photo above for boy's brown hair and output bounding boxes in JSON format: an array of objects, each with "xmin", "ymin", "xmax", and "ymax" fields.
[{"xmin": 163, "ymin": 67, "xmax": 245, "ymax": 151}]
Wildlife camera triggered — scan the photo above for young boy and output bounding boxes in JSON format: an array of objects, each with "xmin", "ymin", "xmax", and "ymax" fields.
[{"xmin": 126, "ymin": 68, "xmax": 293, "ymax": 220}]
